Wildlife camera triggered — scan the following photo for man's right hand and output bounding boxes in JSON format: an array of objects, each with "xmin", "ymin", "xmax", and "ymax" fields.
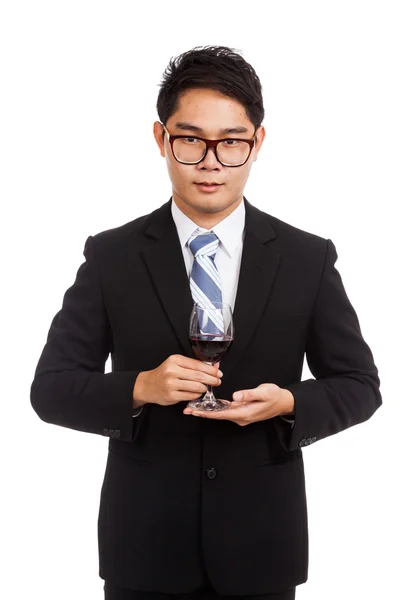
[{"xmin": 132, "ymin": 354, "xmax": 223, "ymax": 408}]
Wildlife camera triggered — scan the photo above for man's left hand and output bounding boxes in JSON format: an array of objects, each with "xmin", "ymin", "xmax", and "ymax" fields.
[{"xmin": 183, "ymin": 383, "xmax": 294, "ymax": 426}]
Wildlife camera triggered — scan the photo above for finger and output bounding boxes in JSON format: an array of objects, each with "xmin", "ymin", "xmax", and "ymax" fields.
[
  {"xmin": 183, "ymin": 403, "xmax": 229, "ymax": 414},
  {"xmin": 176, "ymin": 366, "xmax": 222, "ymax": 387},
  {"xmin": 174, "ymin": 355, "xmax": 222, "ymax": 378},
  {"xmin": 175, "ymin": 379, "xmax": 208, "ymax": 394},
  {"xmin": 232, "ymin": 389, "xmax": 261, "ymax": 403},
  {"xmin": 187, "ymin": 405, "xmax": 248, "ymax": 419},
  {"xmin": 188, "ymin": 409, "xmax": 231, "ymax": 419},
  {"xmin": 183, "ymin": 408, "xmax": 231, "ymax": 416},
  {"xmin": 230, "ymin": 400, "xmax": 247, "ymax": 408},
  {"xmin": 175, "ymin": 391, "xmax": 205, "ymax": 402}
]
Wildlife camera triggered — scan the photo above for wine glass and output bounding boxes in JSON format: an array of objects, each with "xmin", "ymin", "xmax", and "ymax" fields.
[{"xmin": 188, "ymin": 301, "xmax": 234, "ymax": 411}]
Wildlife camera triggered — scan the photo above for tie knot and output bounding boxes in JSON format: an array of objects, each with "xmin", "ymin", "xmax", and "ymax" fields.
[{"xmin": 188, "ymin": 230, "xmax": 219, "ymax": 259}]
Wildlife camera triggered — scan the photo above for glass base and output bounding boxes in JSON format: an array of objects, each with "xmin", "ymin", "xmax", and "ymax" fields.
[{"xmin": 187, "ymin": 398, "xmax": 231, "ymax": 412}]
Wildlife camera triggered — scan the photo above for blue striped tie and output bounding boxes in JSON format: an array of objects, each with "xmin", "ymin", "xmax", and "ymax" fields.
[{"xmin": 188, "ymin": 229, "xmax": 224, "ymax": 334}]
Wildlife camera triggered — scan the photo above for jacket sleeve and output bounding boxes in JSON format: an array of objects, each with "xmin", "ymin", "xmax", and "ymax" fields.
[
  {"xmin": 30, "ymin": 235, "xmax": 144, "ymax": 443},
  {"xmin": 273, "ymin": 238, "xmax": 382, "ymax": 452}
]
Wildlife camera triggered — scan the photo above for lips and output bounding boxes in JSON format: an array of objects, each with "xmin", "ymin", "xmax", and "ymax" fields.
[
  {"xmin": 195, "ymin": 182, "xmax": 222, "ymax": 186},
  {"xmin": 195, "ymin": 182, "xmax": 224, "ymax": 193}
]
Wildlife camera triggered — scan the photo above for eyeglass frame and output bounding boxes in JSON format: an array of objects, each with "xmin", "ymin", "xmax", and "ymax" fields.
[{"xmin": 161, "ymin": 122, "xmax": 258, "ymax": 167}]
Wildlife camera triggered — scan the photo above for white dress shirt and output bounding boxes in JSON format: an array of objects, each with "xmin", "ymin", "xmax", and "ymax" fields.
[
  {"xmin": 133, "ymin": 197, "xmax": 294, "ymax": 426},
  {"xmin": 171, "ymin": 197, "xmax": 245, "ymax": 310}
]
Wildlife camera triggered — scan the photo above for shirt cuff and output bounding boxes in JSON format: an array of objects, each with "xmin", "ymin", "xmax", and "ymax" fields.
[
  {"xmin": 280, "ymin": 415, "xmax": 295, "ymax": 428},
  {"xmin": 132, "ymin": 406, "xmax": 144, "ymax": 418}
]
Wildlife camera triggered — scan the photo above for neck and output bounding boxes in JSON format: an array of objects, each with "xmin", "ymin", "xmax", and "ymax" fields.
[{"xmin": 173, "ymin": 195, "xmax": 243, "ymax": 229}]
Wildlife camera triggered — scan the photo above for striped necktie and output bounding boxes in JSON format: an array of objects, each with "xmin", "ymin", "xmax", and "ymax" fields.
[{"xmin": 188, "ymin": 229, "xmax": 224, "ymax": 334}]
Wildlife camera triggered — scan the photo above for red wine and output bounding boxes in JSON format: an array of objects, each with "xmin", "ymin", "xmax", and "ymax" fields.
[{"xmin": 190, "ymin": 335, "xmax": 233, "ymax": 363}]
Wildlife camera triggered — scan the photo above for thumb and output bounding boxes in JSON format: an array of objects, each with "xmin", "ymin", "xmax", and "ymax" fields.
[{"xmin": 232, "ymin": 389, "xmax": 257, "ymax": 402}]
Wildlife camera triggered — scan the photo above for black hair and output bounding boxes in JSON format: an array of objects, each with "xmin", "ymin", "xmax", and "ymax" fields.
[{"xmin": 156, "ymin": 45, "xmax": 265, "ymax": 140}]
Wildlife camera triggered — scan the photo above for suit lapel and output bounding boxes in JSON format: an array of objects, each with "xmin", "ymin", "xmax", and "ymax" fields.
[
  {"xmin": 139, "ymin": 197, "xmax": 281, "ymax": 379},
  {"xmin": 221, "ymin": 199, "xmax": 281, "ymax": 381},
  {"xmin": 140, "ymin": 199, "xmax": 195, "ymax": 358}
]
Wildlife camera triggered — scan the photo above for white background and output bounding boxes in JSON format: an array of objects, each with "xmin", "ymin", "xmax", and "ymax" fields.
[{"xmin": 1, "ymin": 1, "xmax": 399, "ymax": 598}]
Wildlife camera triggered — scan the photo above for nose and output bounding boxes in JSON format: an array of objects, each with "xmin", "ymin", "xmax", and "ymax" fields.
[{"xmin": 199, "ymin": 146, "xmax": 221, "ymax": 168}]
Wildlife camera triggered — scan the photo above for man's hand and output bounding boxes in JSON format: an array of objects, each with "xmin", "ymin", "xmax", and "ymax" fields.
[
  {"xmin": 183, "ymin": 383, "xmax": 294, "ymax": 426},
  {"xmin": 133, "ymin": 355, "xmax": 222, "ymax": 408}
]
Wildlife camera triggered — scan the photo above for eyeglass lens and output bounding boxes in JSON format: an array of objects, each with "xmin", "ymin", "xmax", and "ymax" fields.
[{"xmin": 173, "ymin": 138, "xmax": 250, "ymax": 166}]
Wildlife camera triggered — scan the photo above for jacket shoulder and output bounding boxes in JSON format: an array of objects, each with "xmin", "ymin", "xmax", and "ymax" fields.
[
  {"xmin": 265, "ymin": 212, "xmax": 327, "ymax": 247},
  {"xmin": 246, "ymin": 201, "xmax": 331, "ymax": 270},
  {"xmin": 89, "ymin": 200, "xmax": 172, "ymax": 252},
  {"xmin": 90, "ymin": 212, "xmax": 151, "ymax": 246}
]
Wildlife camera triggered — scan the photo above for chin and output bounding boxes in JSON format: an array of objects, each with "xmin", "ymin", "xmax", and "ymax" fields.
[
  {"xmin": 175, "ymin": 188, "xmax": 239, "ymax": 215},
  {"xmin": 200, "ymin": 204, "xmax": 227, "ymax": 213},
  {"xmin": 194, "ymin": 199, "xmax": 226, "ymax": 212}
]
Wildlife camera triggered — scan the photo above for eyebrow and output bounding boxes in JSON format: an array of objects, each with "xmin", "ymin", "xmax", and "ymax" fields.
[{"xmin": 174, "ymin": 121, "xmax": 250, "ymax": 135}]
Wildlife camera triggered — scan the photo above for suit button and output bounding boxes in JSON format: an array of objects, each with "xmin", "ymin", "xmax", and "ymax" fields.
[
  {"xmin": 115, "ymin": 430, "xmax": 121, "ymax": 439},
  {"xmin": 109, "ymin": 429, "xmax": 115, "ymax": 438},
  {"xmin": 299, "ymin": 439, "xmax": 307, "ymax": 447},
  {"xmin": 206, "ymin": 468, "xmax": 217, "ymax": 480},
  {"xmin": 103, "ymin": 428, "xmax": 109, "ymax": 436},
  {"xmin": 311, "ymin": 437, "xmax": 317, "ymax": 442}
]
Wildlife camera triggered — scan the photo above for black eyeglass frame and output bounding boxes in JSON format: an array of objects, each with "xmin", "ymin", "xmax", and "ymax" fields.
[{"xmin": 161, "ymin": 123, "xmax": 257, "ymax": 167}]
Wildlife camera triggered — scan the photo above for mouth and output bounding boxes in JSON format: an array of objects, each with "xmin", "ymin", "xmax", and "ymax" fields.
[{"xmin": 194, "ymin": 182, "xmax": 224, "ymax": 192}]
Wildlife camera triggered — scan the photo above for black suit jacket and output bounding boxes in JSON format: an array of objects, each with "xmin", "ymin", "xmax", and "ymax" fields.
[{"xmin": 30, "ymin": 197, "xmax": 381, "ymax": 595}]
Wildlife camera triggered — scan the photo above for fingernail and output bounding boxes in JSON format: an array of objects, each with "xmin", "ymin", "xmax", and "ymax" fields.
[
  {"xmin": 218, "ymin": 370, "xmax": 223, "ymax": 377},
  {"xmin": 233, "ymin": 392, "xmax": 243, "ymax": 401}
]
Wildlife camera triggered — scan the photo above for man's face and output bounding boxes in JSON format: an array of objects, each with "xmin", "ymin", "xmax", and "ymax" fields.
[{"xmin": 153, "ymin": 88, "xmax": 265, "ymax": 223}]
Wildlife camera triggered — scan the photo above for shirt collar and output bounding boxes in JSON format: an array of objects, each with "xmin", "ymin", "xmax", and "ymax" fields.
[{"xmin": 171, "ymin": 197, "xmax": 245, "ymax": 258}]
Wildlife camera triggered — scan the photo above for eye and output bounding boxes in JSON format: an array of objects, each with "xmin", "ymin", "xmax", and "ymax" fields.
[
  {"xmin": 183, "ymin": 137, "xmax": 200, "ymax": 144},
  {"xmin": 223, "ymin": 139, "xmax": 239, "ymax": 146}
]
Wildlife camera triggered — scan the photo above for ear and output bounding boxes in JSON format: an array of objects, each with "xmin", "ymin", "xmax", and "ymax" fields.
[
  {"xmin": 253, "ymin": 126, "xmax": 266, "ymax": 162},
  {"xmin": 153, "ymin": 121, "xmax": 166, "ymax": 158}
]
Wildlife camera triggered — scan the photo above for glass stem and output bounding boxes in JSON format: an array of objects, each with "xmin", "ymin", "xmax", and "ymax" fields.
[
  {"xmin": 203, "ymin": 362, "xmax": 216, "ymax": 403},
  {"xmin": 204, "ymin": 384, "xmax": 214, "ymax": 401}
]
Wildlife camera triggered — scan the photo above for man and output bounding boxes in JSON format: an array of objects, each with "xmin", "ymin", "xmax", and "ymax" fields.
[{"xmin": 30, "ymin": 46, "xmax": 382, "ymax": 600}]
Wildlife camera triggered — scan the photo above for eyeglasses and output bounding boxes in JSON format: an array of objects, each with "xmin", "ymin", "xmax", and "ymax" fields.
[{"xmin": 161, "ymin": 123, "xmax": 257, "ymax": 167}]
